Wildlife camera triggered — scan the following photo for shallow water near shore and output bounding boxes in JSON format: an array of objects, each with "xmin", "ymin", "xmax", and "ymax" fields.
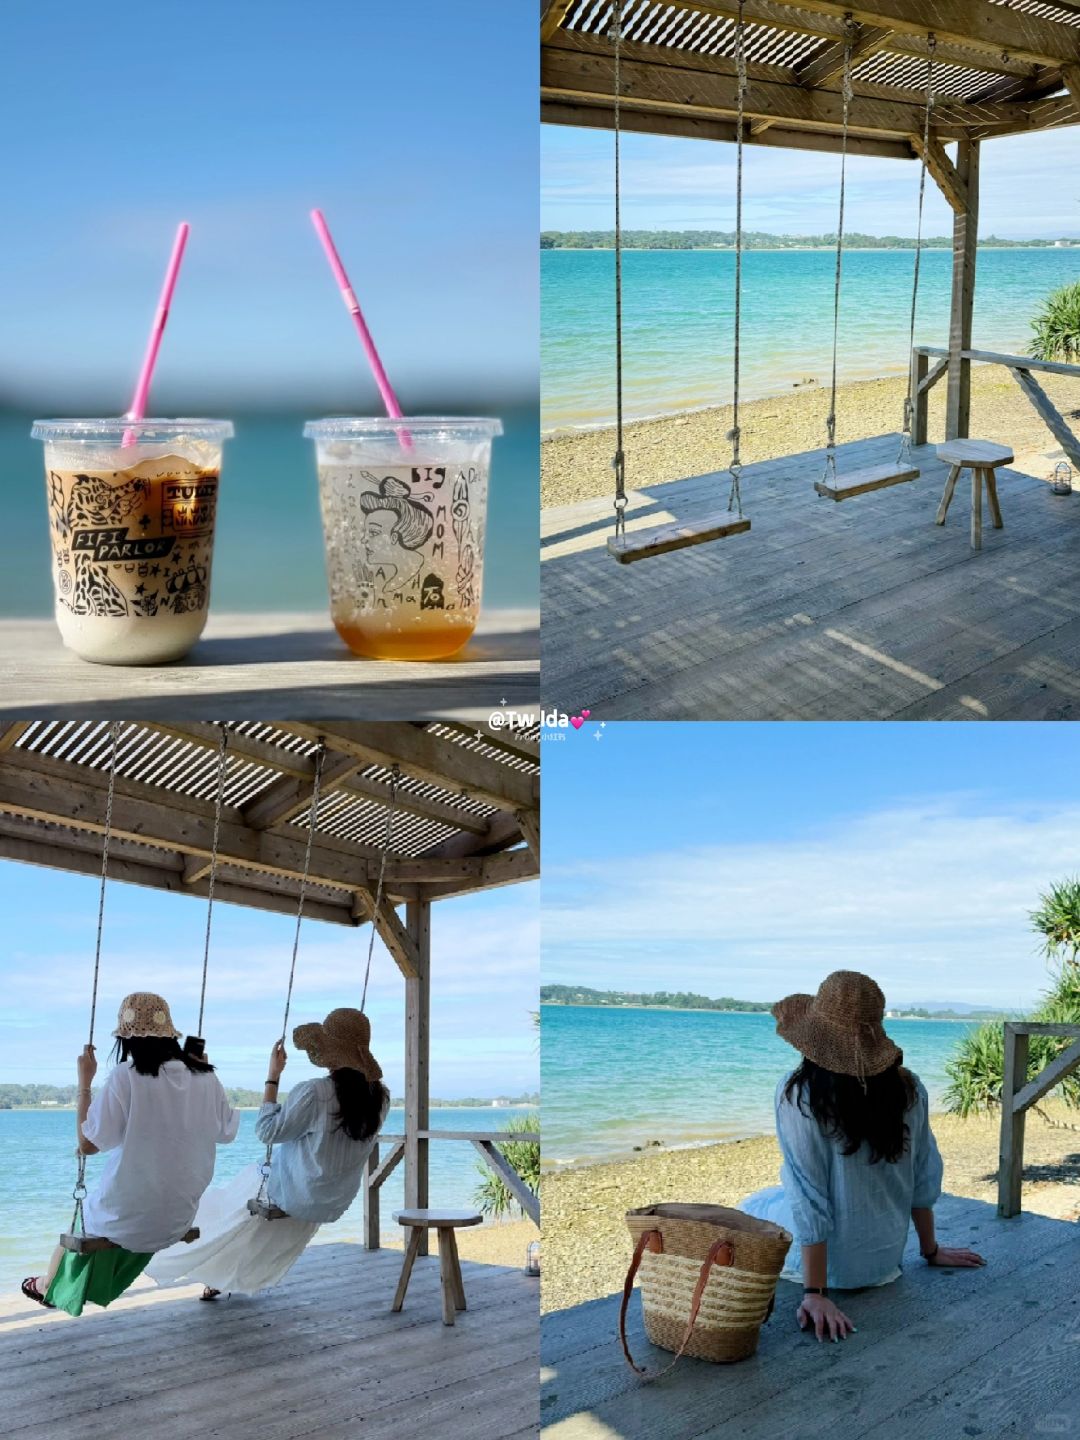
[
  {"xmin": 0, "ymin": 1105, "xmax": 532, "ymax": 1289},
  {"xmin": 541, "ymin": 1006, "xmax": 976, "ymax": 1168}
]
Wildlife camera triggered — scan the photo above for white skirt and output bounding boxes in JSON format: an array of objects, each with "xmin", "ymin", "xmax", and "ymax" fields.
[{"xmin": 146, "ymin": 1163, "xmax": 319, "ymax": 1295}]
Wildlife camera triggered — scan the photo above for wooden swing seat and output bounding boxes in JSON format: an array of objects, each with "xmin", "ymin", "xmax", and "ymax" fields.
[
  {"xmin": 247, "ymin": 1198, "xmax": 290, "ymax": 1220},
  {"xmin": 814, "ymin": 462, "xmax": 919, "ymax": 502},
  {"xmin": 607, "ymin": 511, "xmax": 751, "ymax": 564},
  {"xmin": 61, "ymin": 1227, "xmax": 200, "ymax": 1255}
]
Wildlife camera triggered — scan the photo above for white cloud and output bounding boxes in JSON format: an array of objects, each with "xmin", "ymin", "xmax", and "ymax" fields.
[{"xmin": 541, "ymin": 799, "xmax": 1078, "ymax": 1009}]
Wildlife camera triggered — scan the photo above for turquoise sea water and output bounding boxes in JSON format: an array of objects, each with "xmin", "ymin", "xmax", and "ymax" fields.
[
  {"xmin": 541, "ymin": 247, "xmax": 1080, "ymax": 430},
  {"xmin": 540, "ymin": 1005, "xmax": 976, "ymax": 1169},
  {"xmin": 0, "ymin": 1104, "xmax": 531, "ymax": 1290},
  {"xmin": 0, "ymin": 404, "xmax": 538, "ymax": 617}
]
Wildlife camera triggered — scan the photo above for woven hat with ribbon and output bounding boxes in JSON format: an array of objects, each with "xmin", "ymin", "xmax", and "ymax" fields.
[
  {"xmin": 620, "ymin": 1204, "xmax": 791, "ymax": 1378},
  {"xmin": 772, "ymin": 970, "xmax": 901, "ymax": 1081}
]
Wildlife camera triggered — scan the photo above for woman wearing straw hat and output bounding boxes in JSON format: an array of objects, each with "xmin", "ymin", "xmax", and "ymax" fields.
[
  {"xmin": 148, "ymin": 1007, "xmax": 389, "ymax": 1300},
  {"xmin": 741, "ymin": 971, "xmax": 985, "ymax": 1343},
  {"xmin": 21, "ymin": 992, "xmax": 240, "ymax": 1315}
]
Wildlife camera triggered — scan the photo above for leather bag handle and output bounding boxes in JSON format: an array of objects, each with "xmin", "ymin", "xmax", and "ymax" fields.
[{"xmin": 619, "ymin": 1228, "xmax": 735, "ymax": 1380}]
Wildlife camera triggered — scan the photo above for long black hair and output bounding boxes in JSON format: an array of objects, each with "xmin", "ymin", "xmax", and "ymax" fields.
[
  {"xmin": 331, "ymin": 1068, "xmax": 389, "ymax": 1142},
  {"xmin": 111, "ymin": 1036, "xmax": 215, "ymax": 1077},
  {"xmin": 785, "ymin": 1057, "xmax": 917, "ymax": 1164}
]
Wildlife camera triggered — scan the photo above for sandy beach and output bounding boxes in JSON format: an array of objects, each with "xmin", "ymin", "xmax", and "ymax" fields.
[
  {"xmin": 541, "ymin": 367, "xmax": 1080, "ymax": 510},
  {"xmin": 540, "ymin": 1103, "xmax": 1080, "ymax": 1315}
]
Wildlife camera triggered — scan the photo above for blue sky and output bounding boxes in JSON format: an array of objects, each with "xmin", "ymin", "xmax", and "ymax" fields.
[
  {"xmin": 0, "ymin": 0, "xmax": 537, "ymax": 410},
  {"xmin": 542, "ymin": 722, "xmax": 1080, "ymax": 1010},
  {"xmin": 542, "ymin": 125, "xmax": 1080, "ymax": 238},
  {"xmin": 0, "ymin": 863, "xmax": 538, "ymax": 1094}
]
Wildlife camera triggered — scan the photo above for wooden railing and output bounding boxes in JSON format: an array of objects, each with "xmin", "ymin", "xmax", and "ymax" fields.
[
  {"xmin": 998, "ymin": 1022, "xmax": 1080, "ymax": 1218},
  {"xmin": 362, "ymin": 1128, "xmax": 540, "ymax": 1248},
  {"xmin": 911, "ymin": 345, "xmax": 1080, "ymax": 463}
]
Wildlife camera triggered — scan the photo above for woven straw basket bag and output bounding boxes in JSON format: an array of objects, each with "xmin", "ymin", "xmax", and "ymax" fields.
[{"xmin": 620, "ymin": 1203, "xmax": 792, "ymax": 1379}]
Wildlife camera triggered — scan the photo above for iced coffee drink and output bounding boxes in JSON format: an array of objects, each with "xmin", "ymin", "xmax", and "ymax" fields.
[
  {"xmin": 31, "ymin": 419, "xmax": 233, "ymax": 665},
  {"xmin": 305, "ymin": 418, "xmax": 501, "ymax": 661}
]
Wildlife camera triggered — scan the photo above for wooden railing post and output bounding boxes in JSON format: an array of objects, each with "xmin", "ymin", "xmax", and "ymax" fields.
[
  {"xmin": 946, "ymin": 138, "xmax": 980, "ymax": 441},
  {"xmin": 998, "ymin": 1023, "xmax": 1029, "ymax": 1218},
  {"xmin": 405, "ymin": 899, "xmax": 431, "ymax": 1254},
  {"xmin": 364, "ymin": 1141, "xmax": 380, "ymax": 1250},
  {"xmin": 911, "ymin": 348, "xmax": 929, "ymax": 448}
]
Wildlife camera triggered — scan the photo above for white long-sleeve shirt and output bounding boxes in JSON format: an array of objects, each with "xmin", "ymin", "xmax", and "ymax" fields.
[
  {"xmin": 80, "ymin": 1059, "xmax": 239, "ymax": 1253},
  {"xmin": 255, "ymin": 1077, "xmax": 388, "ymax": 1223}
]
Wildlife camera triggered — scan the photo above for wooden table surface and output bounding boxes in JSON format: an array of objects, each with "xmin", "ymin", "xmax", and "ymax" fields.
[{"xmin": 0, "ymin": 609, "xmax": 539, "ymax": 719}]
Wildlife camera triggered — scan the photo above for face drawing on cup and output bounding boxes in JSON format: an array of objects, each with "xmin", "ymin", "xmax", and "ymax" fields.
[{"xmin": 358, "ymin": 474, "xmax": 434, "ymax": 601}]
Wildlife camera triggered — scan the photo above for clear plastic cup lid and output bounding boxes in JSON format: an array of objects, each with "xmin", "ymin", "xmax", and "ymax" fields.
[
  {"xmin": 31, "ymin": 418, "xmax": 235, "ymax": 442},
  {"xmin": 303, "ymin": 416, "xmax": 502, "ymax": 440}
]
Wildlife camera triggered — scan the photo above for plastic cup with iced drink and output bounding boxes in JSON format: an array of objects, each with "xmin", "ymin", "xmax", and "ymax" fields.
[
  {"xmin": 304, "ymin": 417, "xmax": 502, "ymax": 660},
  {"xmin": 31, "ymin": 418, "xmax": 234, "ymax": 665}
]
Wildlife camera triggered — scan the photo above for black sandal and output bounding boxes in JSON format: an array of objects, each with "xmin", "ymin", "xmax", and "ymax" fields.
[
  {"xmin": 200, "ymin": 1287, "xmax": 222, "ymax": 1302},
  {"xmin": 21, "ymin": 1277, "xmax": 55, "ymax": 1309}
]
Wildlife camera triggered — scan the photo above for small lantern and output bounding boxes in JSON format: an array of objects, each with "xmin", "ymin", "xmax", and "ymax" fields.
[
  {"xmin": 1051, "ymin": 461, "xmax": 1073, "ymax": 496},
  {"xmin": 525, "ymin": 1240, "xmax": 541, "ymax": 1277}
]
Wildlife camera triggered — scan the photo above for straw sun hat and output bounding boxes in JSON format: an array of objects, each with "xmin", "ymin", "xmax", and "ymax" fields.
[
  {"xmin": 112, "ymin": 991, "xmax": 182, "ymax": 1040},
  {"xmin": 772, "ymin": 970, "xmax": 902, "ymax": 1080},
  {"xmin": 293, "ymin": 1008, "xmax": 382, "ymax": 1082}
]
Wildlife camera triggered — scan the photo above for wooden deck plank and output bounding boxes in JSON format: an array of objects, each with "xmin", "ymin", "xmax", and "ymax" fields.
[
  {"xmin": 0, "ymin": 610, "xmax": 539, "ymax": 721},
  {"xmin": 540, "ymin": 1198, "xmax": 1077, "ymax": 1438},
  {"xmin": 541, "ymin": 436, "xmax": 1080, "ymax": 719},
  {"xmin": 0, "ymin": 1245, "xmax": 538, "ymax": 1440}
]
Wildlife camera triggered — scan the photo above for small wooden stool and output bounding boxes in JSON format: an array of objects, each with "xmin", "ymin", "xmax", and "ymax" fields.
[
  {"xmin": 935, "ymin": 440, "xmax": 1013, "ymax": 551},
  {"xmin": 392, "ymin": 1208, "xmax": 482, "ymax": 1326}
]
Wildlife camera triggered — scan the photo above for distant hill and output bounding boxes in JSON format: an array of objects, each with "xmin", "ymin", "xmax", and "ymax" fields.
[
  {"xmin": 541, "ymin": 229, "xmax": 1077, "ymax": 251},
  {"xmin": 541, "ymin": 986, "xmax": 1011, "ymax": 1022},
  {"xmin": 0, "ymin": 1083, "xmax": 538, "ymax": 1111}
]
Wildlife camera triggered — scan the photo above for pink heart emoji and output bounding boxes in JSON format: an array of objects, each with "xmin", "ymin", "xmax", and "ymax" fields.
[
  {"xmin": 570, "ymin": 715, "xmax": 584, "ymax": 730},
  {"xmin": 581, "ymin": 709, "xmax": 591, "ymax": 718}
]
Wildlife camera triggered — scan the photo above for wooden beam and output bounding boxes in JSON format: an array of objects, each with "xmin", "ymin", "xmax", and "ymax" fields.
[
  {"xmin": 281, "ymin": 723, "xmax": 538, "ymax": 813},
  {"xmin": 417, "ymin": 809, "xmax": 526, "ymax": 861},
  {"xmin": 912, "ymin": 133, "xmax": 967, "ymax": 214},
  {"xmin": 516, "ymin": 810, "xmax": 540, "ymax": 864},
  {"xmin": 387, "ymin": 848, "xmax": 537, "ymax": 887},
  {"xmin": 471, "ymin": 1139, "xmax": 540, "ymax": 1226},
  {"xmin": 1011, "ymin": 369, "xmax": 1080, "ymax": 470},
  {"xmin": 946, "ymin": 136, "xmax": 979, "ymax": 442},
  {"xmin": 137, "ymin": 722, "xmax": 314, "ymax": 779},
  {"xmin": 796, "ymin": 24, "xmax": 891, "ymax": 90},
  {"xmin": 0, "ymin": 723, "xmax": 32, "ymax": 754},
  {"xmin": 540, "ymin": 0, "xmax": 575, "ymax": 43},
  {"xmin": 998, "ymin": 1024, "xmax": 1030, "ymax": 1218},
  {"xmin": 404, "ymin": 899, "xmax": 431, "ymax": 1255},
  {"xmin": 1064, "ymin": 65, "xmax": 1080, "ymax": 110},
  {"xmin": 242, "ymin": 752, "xmax": 363, "ymax": 830},
  {"xmin": 432, "ymin": 722, "xmax": 540, "ymax": 765},
  {"xmin": 367, "ymin": 1140, "xmax": 406, "ymax": 1192},
  {"xmin": 356, "ymin": 893, "xmax": 420, "ymax": 979},
  {"xmin": 543, "ymin": 45, "xmax": 947, "ymax": 139},
  {"xmin": 541, "ymin": 98, "xmax": 917, "ymax": 158},
  {"xmin": 1011, "ymin": 1037, "xmax": 1080, "ymax": 1115}
]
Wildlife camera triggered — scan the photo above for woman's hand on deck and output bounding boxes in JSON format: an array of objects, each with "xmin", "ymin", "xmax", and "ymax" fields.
[
  {"xmin": 268, "ymin": 1041, "xmax": 288, "ymax": 1081},
  {"xmin": 76, "ymin": 1044, "xmax": 97, "ymax": 1086},
  {"xmin": 928, "ymin": 1245, "xmax": 985, "ymax": 1268},
  {"xmin": 797, "ymin": 1294, "xmax": 855, "ymax": 1343}
]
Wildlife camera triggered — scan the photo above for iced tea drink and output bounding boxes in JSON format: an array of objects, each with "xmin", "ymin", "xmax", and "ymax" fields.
[
  {"xmin": 305, "ymin": 417, "xmax": 501, "ymax": 660},
  {"xmin": 31, "ymin": 419, "xmax": 233, "ymax": 664}
]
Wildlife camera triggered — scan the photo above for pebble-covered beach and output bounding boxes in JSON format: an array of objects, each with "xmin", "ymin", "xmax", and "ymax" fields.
[
  {"xmin": 541, "ymin": 368, "xmax": 1080, "ymax": 510},
  {"xmin": 540, "ymin": 1104, "xmax": 1080, "ymax": 1315}
]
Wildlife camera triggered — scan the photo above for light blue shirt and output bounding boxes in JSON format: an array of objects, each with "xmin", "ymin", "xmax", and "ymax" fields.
[
  {"xmin": 255, "ymin": 1077, "xmax": 389, "ymax": 1224},
  {"xmin": 774, "ymin": 1071, "xmax": 943, "ymax": 1289}
]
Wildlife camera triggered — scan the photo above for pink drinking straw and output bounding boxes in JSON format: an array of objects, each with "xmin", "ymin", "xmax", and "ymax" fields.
[
  {"xmin": 310, "ymin": 208, "xmax": 411, "ymax": 448},
  {"xmin": 122, "ymin": 221, "xmax": 190, "ymax": 447}
]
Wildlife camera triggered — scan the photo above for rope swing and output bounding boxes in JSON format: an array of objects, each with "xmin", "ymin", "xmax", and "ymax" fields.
[
  {"xmin": 813, "ymin": 22, "xmax": 935, "ymax": 502},
  {"xmin": 606, "ymin": 0, "xmax": 753, "ymax": 564}
]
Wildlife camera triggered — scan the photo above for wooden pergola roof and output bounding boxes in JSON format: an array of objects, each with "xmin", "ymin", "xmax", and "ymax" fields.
[
  {"xmin": 541, "ymin": 0, "xmax": 1080, "ymax": 159},
  {"xmin": 0, "ymin": 720, "xmax": 539, "ymax": 953}
]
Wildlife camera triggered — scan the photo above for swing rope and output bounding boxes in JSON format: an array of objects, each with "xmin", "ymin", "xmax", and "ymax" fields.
[
  {"xmin": 71, "ymin": 720, "xmax": 122, "ymax": 1239},
  {"xmin": 256, "ymin": 740, "xmax": 327, "ymax": 1200},
  {"xmin": 611, "ymin": 0, "xmax": 627, "ymax": 541},
  {"xmin": 821, "ymin": 15, "xmax": 856, "ymax": 493},
  {"xmin": 727, "ymin": 0, "xmax": 747, "ymax": 517},
  {"xmin": 196, "ymin": 723, "xmax": 230, "ymax": 1039},
  {"xmin": 898, "ymin": 33, "xmax": 937, "ymax": 468},
  {"xmin": 360, "ymin": 765, "xmax": 401, "ymax": 1015}
]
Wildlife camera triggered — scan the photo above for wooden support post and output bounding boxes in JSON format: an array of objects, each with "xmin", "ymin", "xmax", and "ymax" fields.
[
  {"xmin": 998, "ymin": 1024, "xmax": 1029, "ymax": 1219},
  {"xmin": 364, "ymin": 1141, "xmax": 380, "ymax": 1250},
  {"xmin": 946, "ymin": 137, "xmax": 979, "ymax": 441},
  {"xmin": 404, "ymin": 899, "xmax": 431, "ymax": 1255},
  {"xmin": 911, "ymin": 349, "xmax": 929, "ymax": 448}
]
